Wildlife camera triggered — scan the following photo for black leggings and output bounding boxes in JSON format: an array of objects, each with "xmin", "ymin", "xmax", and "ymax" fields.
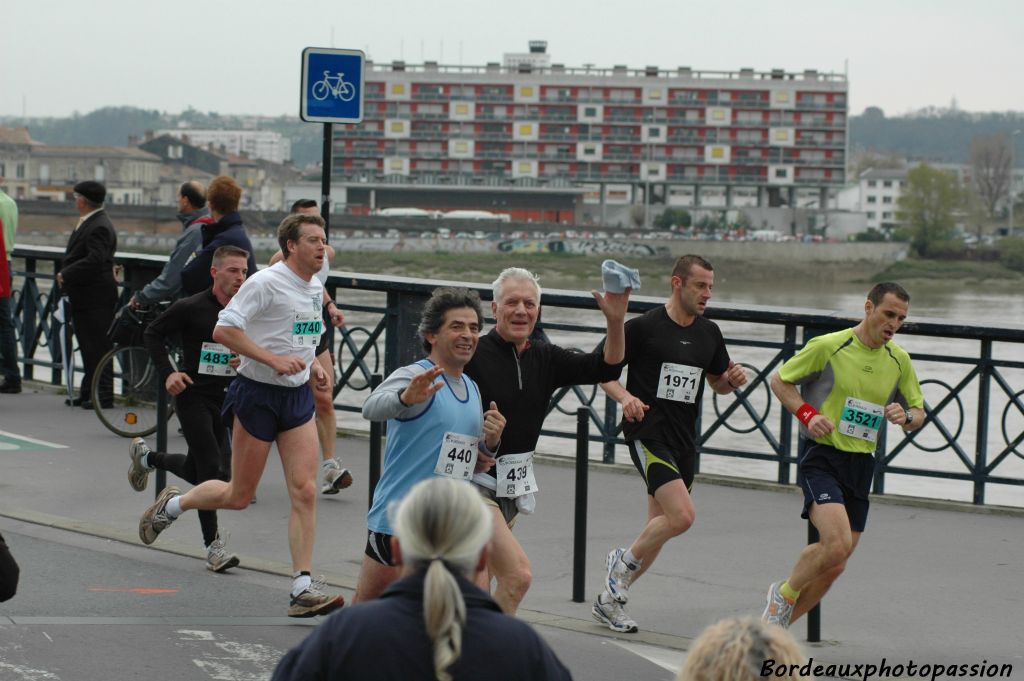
[
  {"xmin": 149, "ymin": 391, "xmax": 231, "ymax": 547},
  {"xmin": 0, "ymin": 532, "xmax": 19, "ymax": 602}
]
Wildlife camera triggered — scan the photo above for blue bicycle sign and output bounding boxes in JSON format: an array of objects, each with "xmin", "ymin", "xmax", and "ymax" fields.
[
  {"xmin": 300, "ymin": 47, "xmax": 365, "ymax": 124},
  {"xmin": 312, "ymin": 71, "xmax": 356, "ymax": 102}
]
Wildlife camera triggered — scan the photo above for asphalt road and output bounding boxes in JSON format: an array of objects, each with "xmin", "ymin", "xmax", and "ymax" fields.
[{"xmin": 0, "ymin": 520, "xmax": 680, "ymax": 681}]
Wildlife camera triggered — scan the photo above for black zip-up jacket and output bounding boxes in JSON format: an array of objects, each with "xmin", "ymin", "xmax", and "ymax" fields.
[
  {"xmin": 179, "ymin": 212, "xmax": 258, "ymax": 295},
  {"xmin": 465, "ymin": 328, "xmax": 621, "ymax": 466},
  {"xmin": 272, "ymin": 570, "xmax": 571, "ymax": 681}
]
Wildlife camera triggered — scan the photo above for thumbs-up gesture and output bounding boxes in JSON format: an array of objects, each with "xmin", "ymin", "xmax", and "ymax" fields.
[{"xmin": 482, "ymin": 400, "xmax": 506, "ymax": 452}]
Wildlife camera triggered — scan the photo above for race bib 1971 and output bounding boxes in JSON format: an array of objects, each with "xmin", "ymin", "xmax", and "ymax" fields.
[{"xmin": 656, "ymin": 362, "xmax": 702, "ymax": 404}]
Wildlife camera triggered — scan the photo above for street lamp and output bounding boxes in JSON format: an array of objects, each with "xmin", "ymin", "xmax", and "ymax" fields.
[{"xmin": 1010, "ymin": 130, "xmax": 1021, "ymax": 237}]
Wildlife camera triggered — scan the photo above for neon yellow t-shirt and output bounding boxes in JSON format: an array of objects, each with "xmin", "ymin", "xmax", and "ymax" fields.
[{"xmin": 779, "ymin": 328, "xmax": 923, "ymax": 453}]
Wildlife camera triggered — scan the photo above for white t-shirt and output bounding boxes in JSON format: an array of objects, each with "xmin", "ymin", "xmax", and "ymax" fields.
[{"xmin": 217, "ymin": 261, "xmax": 323, "ymax": 387}]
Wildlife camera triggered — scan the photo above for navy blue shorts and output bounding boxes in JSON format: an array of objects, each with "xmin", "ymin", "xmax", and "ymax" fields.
[
  {"xmin": 798, "ymin": 439, "xmax": 875, "ymax": 532},
  {"xmin": 221, "ymin": 374, "xmax": 315, "ymax": 443}
]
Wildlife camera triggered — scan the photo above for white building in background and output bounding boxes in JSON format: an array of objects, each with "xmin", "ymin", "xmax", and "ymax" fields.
[
  {"xmin": 156, "ymin": 128, "xmax": 292, "ymax": 164},
  {"xmin": 858, "ymin": 168, "xmax": 906, "ymax": 232}
]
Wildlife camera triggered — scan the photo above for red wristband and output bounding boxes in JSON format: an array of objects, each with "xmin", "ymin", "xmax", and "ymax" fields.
[{"xmin": 796, "ymin": 402, "xmax": 818, "ymax": 426}]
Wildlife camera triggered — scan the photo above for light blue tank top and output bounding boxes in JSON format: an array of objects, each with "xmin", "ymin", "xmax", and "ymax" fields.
[{"xmin": 367, "ymin": 360, "xmax": 483, "ymax": 535}]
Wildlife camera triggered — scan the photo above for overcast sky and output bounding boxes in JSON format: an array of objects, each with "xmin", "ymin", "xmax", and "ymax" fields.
[{"xmin": 5, "ymin": 0, "xmax": 1022, "ymax": 119}]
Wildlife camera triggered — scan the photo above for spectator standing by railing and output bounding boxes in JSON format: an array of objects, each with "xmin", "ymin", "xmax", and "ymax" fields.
[
  {"xmin": 179, "ymin": 176, "xmax": 258, "ymax": 296},
  {"xmin": 0, "ymin": 176, "xmax": 19, "ymax": 393}
]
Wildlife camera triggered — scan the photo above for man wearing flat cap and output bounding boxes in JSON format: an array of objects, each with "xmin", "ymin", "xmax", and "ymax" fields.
[{"xmin": 57, "ymin": 181, "xmax": 118, "ymax": 408}]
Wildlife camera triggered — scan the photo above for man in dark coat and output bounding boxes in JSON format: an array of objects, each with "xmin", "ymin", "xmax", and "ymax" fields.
[{"xmin": 57, "ymin": 181, "xmax": 118, "ymax": 408}]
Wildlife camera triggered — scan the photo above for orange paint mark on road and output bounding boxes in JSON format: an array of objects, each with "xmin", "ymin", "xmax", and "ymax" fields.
[{"xmin": 88, "ymin": 587, "xmax": 179, "ymax": 594}]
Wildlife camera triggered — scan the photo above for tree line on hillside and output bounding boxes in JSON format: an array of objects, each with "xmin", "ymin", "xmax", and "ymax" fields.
[
  {"xmin": 0, "ymin": 106, "xmax": 321, "ymax": 168},
  {"xmin": 2, "ymin": 105, "xmax": 1022, "ymax": 169},
  {"xmin": 851, "ymin": 106, "xmax": 1024, "ymax": 164}
]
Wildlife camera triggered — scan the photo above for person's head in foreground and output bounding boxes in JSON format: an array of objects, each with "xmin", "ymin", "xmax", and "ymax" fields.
[
  {"xmin": 390, "ymin": 477, "xmax": 493, "ymax": 681},
  {"xmin": 676, "ymin": 616, "xmax": 809, "ymax": 681}
]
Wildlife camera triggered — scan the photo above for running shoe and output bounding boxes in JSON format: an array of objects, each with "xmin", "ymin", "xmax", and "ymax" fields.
[
  {"xmin": 605, "ymin": 547, "xmax": 636, "ymax": 604},
  {"xmin": 288, "ymin": 576, "xmax": 345, "ymax": 618},
  {"xmin": 128, "ymin": 437, "xmax": 153, "ymax": 492},
  {"xmin": 139, "ymin": 485, "xmax": 180, "ymax": 545},
  {"xmin": 761, "ymin": 581, "xmax": 795, "ymax": 629},
  {"xmin": 320, "ymin": 458, "xmax": 353, "ymax": 495},
  {"xmin": 205, "ymin": 533, "xmax": 240, "ymax": 573},
  {"xmin": 592, "ymin": 592, "xmax": 638, "ymax": 633}
]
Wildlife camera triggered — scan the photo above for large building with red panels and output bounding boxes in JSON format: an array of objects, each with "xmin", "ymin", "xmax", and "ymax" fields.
[{"xmin": 333, "ymin": 42, "xmax": 848, "ymax": 221}]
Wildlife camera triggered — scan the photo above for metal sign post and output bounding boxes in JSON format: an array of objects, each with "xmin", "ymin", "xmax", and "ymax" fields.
[{"xmin": 300, "ymin": 47, "xmax": 366, "ymax": 242}]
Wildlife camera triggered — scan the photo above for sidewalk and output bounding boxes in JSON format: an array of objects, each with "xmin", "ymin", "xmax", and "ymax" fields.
[{"xmin": 1, "ymin": 383, "xmax": 1021, "ymax": 669}]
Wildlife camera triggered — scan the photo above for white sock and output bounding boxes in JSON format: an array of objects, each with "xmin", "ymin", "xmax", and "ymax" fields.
[
  {"xmin": 165, "ymin": 496, "xmax": 183, "ymax": 519},
  {"xmin": 291, "ymin": 573, "xmax": 312, "ymax": 597},
  {"xmin": 623, "ymin": 549, "xmax": 641, "ymax": 570}
]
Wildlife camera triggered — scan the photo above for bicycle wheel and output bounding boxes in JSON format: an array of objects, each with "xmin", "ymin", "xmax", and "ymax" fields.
[
  {"xmin": 92, "ymin": 346, "xmax": 172, "ymax": 438},
  {"xmin": 339, "ymin": 82, "xmax": 355, "ymax": 102},
  {"xmin": 312, "ymin": 80, "xmax": 330, "ymax": 101}
]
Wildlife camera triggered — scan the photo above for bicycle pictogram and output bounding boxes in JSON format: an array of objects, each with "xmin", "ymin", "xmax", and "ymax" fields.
[{"xmin": 312, "ymin": 71, "xmax": 355, "ymax": 102}]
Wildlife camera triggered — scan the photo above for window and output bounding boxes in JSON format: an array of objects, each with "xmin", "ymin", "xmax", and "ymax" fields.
[
  {"xmin": 882, "ymin": 212, "xmax": 893, "ymax": 219},
  {"xmin": 15, "ymin": 163, "xmax": 25, "ymax": 179},
  {"xmin": 882, "ymin": 196, "xmax": 892, "ymax": 204},
  {"xmin": 867, "ymin": 196, "xmax": 877, "ymax": 204},
  {"xmin": 94, "ymin": 164, "xmax": 105, "ymax": 181},
  {"xmin": 883, "ymin": 180, "xmax": 892, "ymax": 188},
  {"xmin": 867, "ymin": 212, "xmax": 876, "ymax": 219},
  {"xmin": 775, "ymin": 168, "xmax": 788, "ymax": 178},
  {"xmin": 584, "ymin": 106, "xmax": 597, "ymax": 118},
  {"xmin": 868, "ymin": 180, "xmax": 877, "ymax": 188},
  {"xmin": 39, "ymin": 164, "xmax": 50, "ymax": 183}
]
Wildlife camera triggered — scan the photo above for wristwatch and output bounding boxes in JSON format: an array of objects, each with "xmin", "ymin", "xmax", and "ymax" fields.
[{"xmin": 904, "ymin": 408, "xmax": 914, "ymax": 425}]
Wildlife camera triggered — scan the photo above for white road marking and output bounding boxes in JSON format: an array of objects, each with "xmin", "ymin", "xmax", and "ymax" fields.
[
  {"xmin": 0, "ymin": 661, "xmax": 63, "ymax": 680},
  {"xmin": 0, "ymin": 430, "xmax": 68, "ymax": 449},
  {"xmin": 175, "ymin": 630, "xmax": 284, "ymax": 681},
  {"xmin": 610, "ymin": 640, "xmax": 686, "ymax": 673}
]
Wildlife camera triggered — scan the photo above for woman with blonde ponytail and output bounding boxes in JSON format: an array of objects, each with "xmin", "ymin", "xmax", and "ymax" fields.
[{"xmin": 271, "ymin": 477, "xmax": 572, "ymax": 681}]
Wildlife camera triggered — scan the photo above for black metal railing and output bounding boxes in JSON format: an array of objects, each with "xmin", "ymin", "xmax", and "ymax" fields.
[{"xmin": 10, "ymin": 246, "xmax": 1024, "ymax": 506}]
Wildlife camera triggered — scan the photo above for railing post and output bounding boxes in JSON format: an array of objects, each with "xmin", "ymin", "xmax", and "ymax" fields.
[
  {"xmin": 602, "ymin": 392, "xmax": 616, "ymax": 463},
  {"xmin": 22, "ymin": 257, "xmax": 38, "ymax": 382},
  {"xmin": 154, "ymin": 386, "xmax": 168, "ymax": 495},
  {"xmin": 974, "ymin": 340, "xmax": 992, "ymax": 505},
  {"xmin": 367, "ymin": 373, "xmax": 383, "ymax": 510},
  {"xmin": 873, "ymin": 429, "xmax": 887, "ymax": 495},
  {"xmin": 572, "ymin": 407, "xmax": 589, "ymax": 603},
  {"xmin": 806, "ymin": 520, "xmax": 821, "ymax": 642},
  {"xmin": 778, "ymin": 324, "xmax": 798, "ymax": 484}
]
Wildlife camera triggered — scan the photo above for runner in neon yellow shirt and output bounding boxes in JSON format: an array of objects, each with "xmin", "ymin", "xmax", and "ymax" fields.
[{"xmin": 762, "ymin": 282, "xmax": 925, "ymax": 629}]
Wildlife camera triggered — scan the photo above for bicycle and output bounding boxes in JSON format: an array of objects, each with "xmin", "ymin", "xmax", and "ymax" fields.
[
  {"xmin": 312, "ymin": 71, "xmax": 355, "ymax": 102},
  {"xmin": 91, "ymin": 304, "xmax": 178, "ymax": 438}
]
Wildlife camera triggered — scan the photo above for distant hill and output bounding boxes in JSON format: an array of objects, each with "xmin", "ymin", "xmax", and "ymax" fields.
[
  {"xmin": 851, "ymin": 106, "xmax": 1024, "ymax": 164},
  {"xmin": 3, "ymin": 105, "xmax": 1022, "ymax": 169}
]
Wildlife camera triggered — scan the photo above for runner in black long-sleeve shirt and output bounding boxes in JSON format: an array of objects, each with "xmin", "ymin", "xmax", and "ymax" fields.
[
  {"xmin": 129, "ymin": 245, "xmax": 249, "ymax": 573},
  {"xmin": 463, "ymin": 266, "xmax": 629, "ymax": 615}
]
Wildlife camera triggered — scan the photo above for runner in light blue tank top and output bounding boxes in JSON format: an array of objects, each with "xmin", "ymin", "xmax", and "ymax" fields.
[
  {"xmin": 367, "ymin": 358, "xmax": 483, "ymax": 535},
  {"xmin": 354, "ymin": 287, "xmax": 506, "ymax": 603}
]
